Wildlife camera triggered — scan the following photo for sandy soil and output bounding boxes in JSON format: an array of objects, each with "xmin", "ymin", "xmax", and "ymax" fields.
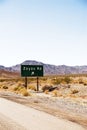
[{"xmin": 0, "ymin": 97, "xmax": 85, "ymax": 130}]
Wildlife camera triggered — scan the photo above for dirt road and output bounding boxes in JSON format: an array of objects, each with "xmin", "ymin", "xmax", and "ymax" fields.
[{"xmin": 0, "ymin": 97, "xmax": 85, "ymax": 130}]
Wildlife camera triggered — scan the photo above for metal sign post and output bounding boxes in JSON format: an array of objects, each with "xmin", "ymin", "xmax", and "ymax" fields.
[
  {"xmin": 37, "ymin": 77, "xmax": 39, "ymax": 91},
  {"xmin": 25, "ymin": 77, "xmax": 27, "ymax": 89}
]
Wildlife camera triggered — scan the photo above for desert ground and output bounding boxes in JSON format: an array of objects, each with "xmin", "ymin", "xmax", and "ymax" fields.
[{"xmin": 0, "ymin": 74, "xmax": 87, "ymax": 129}]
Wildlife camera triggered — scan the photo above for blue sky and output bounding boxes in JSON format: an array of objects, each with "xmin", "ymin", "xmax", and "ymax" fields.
[{"xmin": 0, "ymin": 0, "xmax": 87, "ymax": 66}]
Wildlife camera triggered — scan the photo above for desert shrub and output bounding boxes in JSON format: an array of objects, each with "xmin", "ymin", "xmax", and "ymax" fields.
[
  {"xmin": 13, "ymin": 86, "xmax": 24, "ymax": 91},
  {"xmin": 52, "ymin": 90, "xmax": 58, "ymax": 97},
  {"xmin": 84, "ymin": 83, "xmax": 87, "ymax": 86},
  {"xmin": 13, "ymin": 86, "xmax": 19, "ymax": 91},
  {"xmin": 0, "ymin": 79, "xmax": 5, "ymax": 82},
  {"xmin": 28, "ymin": 85, "xmax": 36, "ymax": 91},
  {"xmin": 42, "ymin": 85, "xmax": 53, "ymax": 92},
  {"xmin": 41, "ymin": 77, "xmax": 47, "ymax": 81},
  {"xmin": 20, "ymin": 88, "xmax": 30, "ymax": 96},
  {"xmin": 17, "ymin": 81, "xmax": 24, "ymax": 87},
  {"xmin": 79, "ymin": 81, "xmax": 84, "ymax": 84},
  {"xmin": 78, "ymin": 78, "xmax": 84, "ymax": 84},
  {"xmin": 44, "ymin": 90, "xmax": 49, "ymax": 94},
  {"xmin": 2, "ymin": 86, "xmax": 8, "ymax": 89},
  {"xmin": 52, "ymin": 78, "xmax": 62, "ymax": 85},
  {"xmin": 71, "ymin": 89, "xmax": 79, "ymax": 94},
  {"xmin": 52, "ymin": 77, "xmax": 71, "ymax": 85},
  {"xmin": 63, "ymin": 77, "xmax": 71, "ymax": 84},
  {"xmin": 22, "ymin": 90, "xmax": 29, "ymax": 96}
]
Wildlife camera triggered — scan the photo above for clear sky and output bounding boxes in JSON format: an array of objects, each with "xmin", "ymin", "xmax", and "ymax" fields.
[{"xmin": 0, "ymin": 0, "xmax": 87, "ymax": 67}]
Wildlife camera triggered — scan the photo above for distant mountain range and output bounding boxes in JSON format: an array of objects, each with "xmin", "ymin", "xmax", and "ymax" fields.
[{"xmin": 0, "ymin": 60, "xmax": 87, "ymax": 75}]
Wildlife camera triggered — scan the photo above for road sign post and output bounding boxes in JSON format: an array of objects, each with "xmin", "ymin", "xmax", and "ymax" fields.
[
  {"xmin": 25, "ymin": 77, "xmax": 27, "ymax": 89},
  {"xmin": 21, "ymin": 65, "xmax": 43, "ymax": 91},
  {"xmin": 37, "ymin": 77, "xmax": 39, "ymax": 91}
]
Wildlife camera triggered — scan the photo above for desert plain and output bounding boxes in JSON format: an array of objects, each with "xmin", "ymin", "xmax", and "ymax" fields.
[{"xmin": 0, "ymin": 72, "xmax": 87, "ymax": 130}]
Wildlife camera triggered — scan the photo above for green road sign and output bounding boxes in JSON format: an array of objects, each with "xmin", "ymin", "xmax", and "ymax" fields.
[{"xmin": 21, "ymin": 65, "xmax": 43, "ymax": 77}]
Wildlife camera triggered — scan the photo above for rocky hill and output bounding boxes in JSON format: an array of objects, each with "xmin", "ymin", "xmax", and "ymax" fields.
[{"xmin": 0, "ymin": 60, "xmax": 87, "ymax": 75}]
